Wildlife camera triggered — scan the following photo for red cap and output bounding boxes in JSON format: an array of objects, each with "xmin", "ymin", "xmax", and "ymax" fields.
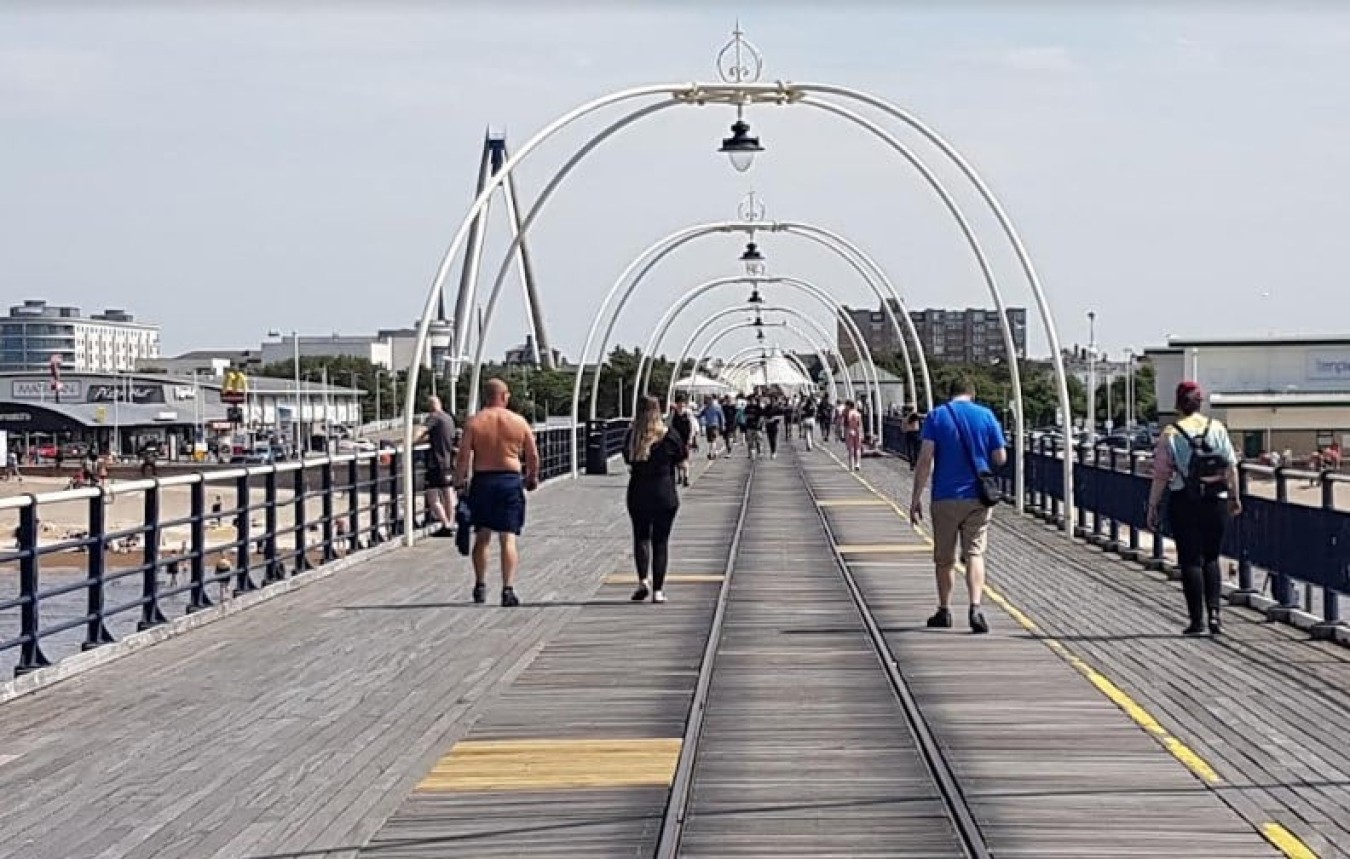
[{"xmin": 1176, "ymin": 380, "xmax": 1204, "ymax": 399}]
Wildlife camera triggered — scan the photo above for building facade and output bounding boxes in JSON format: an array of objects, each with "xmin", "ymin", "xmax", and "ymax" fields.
[
  {"xmin": 260, "ymin": 334, "xmax": 393, "ymax": 369},
  {"xmin": 0, "ymin": 300, "xmax": 160, "ymax": 373},
  {"xmin": 0, "ymin": 370, "xmax": 362, "ymax": 460},
  {"xmin": 838, "ymin": 303, "xmax": 1027, "ymax": 365},
  {"xmin": 1147, "ymin": 336, "xmax": 1350, "ymax": 459}
]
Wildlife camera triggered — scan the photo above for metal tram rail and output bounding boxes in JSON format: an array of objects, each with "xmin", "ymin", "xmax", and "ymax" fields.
[{"xmin": 653, "ymin": 449, "xmax": 990, "ymax": 858}]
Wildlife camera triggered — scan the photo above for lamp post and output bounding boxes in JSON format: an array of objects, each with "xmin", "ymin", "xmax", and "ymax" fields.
[
  {"xmin": 268, "ymin": 329, "xmax": 301, "ymax": 456},
  {"xmin": 1086, "ymin": 311, "xmax": 1096, "ymax": 434}
]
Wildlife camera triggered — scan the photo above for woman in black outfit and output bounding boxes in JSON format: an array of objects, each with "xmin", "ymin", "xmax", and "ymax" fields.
[
  {"xmin": 623, "ymin": 395, "xmax": 687, "ymax": 604},
  {"xmin": 764, "ymin": 396, "xmax": 783, "ymax": 459}
]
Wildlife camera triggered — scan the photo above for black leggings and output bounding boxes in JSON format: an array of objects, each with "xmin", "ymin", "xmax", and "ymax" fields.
[
  {"xmin": 766, "ymin": 422, "xmax": 780, "ymax": 455},
  {"xmin": 628, "ymin": 502, "xmax": 678, "ymax": 590},
  {"xmin": 1167, "ymin": 490, "xmax": 1227, "ymax": 622}
]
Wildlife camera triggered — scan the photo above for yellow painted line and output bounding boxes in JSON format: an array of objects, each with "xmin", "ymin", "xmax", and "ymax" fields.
[
  {"xmin": 816, "ymin": 445, "xmax": 1223, "ymax": 786},
  {"xmin": 603, "ymin": 574, "xmax": 724, "ymax": 584},
  {"xmin": 816, "ymin": 498, "xmax": 891, "ymax": 508},
  {"xmin": 417, "ymin": 738, "xmax": 681, "ymax": 792},
  {"xmin": 1262, "ymin": 823, "xmax": 1320, "ymax": 859},
  {"xmin": 836, "ymin": 543, "xmax": 929, "ymax": 555}
]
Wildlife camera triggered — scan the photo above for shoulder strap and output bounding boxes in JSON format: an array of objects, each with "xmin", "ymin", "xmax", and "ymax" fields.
[{"xmin": 946, "ymin": 403, "xmax": 984, "ymax": 477}]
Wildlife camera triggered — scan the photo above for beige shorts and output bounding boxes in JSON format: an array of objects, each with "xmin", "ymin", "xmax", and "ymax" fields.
[{"xmin": 932, "ymin": 499, "xmax": 992, "ymax": 568}]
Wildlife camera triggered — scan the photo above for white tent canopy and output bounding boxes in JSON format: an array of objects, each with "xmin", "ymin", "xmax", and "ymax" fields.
[
  {"xmin": 672, "ymin": 373, "xmax": 735, "ymax": 396},
  {"xmin": 718, "ymin": 348, "xmax": 815, "ymax": 395}
]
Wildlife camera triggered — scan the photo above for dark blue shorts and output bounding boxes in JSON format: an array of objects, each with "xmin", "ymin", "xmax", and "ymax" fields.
[{"xmin": 469, "ymin": 471, "xmax": 526, "ymax": 535}]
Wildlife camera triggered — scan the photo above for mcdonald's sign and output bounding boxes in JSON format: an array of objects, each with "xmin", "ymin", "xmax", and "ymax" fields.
[{"xmin": 221, "ymin": 370, "xmax": 248, "ymax": 405}]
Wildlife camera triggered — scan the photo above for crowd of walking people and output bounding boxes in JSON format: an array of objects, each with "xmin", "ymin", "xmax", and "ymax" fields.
[{"xmin": 437, "ymin": 373, "xmax": 1240, "ymax": 641}]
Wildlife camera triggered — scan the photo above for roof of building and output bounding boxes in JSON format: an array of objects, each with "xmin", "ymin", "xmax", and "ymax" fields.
[
  {"xmin": 168, "ymin": 349, "xmax": 259, "ymax": 361},
  {"xmin": 0, "ymin": 371, "xmax": 362, "ymax": 396},
  {"xmin": 1166, "ymin": 335, "xmax": 1350, "ymax": 348},
  {"xmin": 1211, "ymin": 391, "xmax": 1350, "ymax": 408}
]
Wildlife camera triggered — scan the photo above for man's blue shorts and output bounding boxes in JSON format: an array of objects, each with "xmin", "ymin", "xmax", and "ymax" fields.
[{"xmin": 468, "ymin": 471, "xmax": 526, "ymax": 535}]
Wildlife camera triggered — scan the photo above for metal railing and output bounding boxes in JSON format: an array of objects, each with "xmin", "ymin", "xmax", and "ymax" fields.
[
  {"xmin": 879, "ymin": 416, "xmax": 1350, "ymax": 638},
  {"xmin": 0, "ymin": 418, "xmax": 631, "ymax": 678}
]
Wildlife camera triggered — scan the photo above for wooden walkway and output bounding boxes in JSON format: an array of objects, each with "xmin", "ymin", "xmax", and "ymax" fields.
[
  {"xmin": 850, "ymin": 446, "xmax": 1350, "ymax": 859},
  {"xmin": 0, "ymin": 436, "xmax": 1340, "ymax": 857}
]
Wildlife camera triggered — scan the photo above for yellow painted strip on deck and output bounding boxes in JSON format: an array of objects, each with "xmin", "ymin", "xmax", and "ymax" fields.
[
  {"xmin": 604, "ymin": 574, "xmax": 724, "ymax": 584},
  {"xmin": 417, "ymin": 738, "xmax": 682, "ymax": 792},
  {"xmin": 835, "ymin": 543, "xmax": 929, "ymax": 554},
  {"xmin": 1262, "ymin": 823, "xmax": 1320, "ymax": 859},
  {"xmin": 816, "ymin": 498, "xmax": 891, "ymax": 508},
  {"xmin": 818, "ymin": 446, "xmax": 1225, "ymax": 787}
]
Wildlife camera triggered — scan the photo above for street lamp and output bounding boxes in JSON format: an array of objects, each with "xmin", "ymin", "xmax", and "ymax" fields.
[
  {"xmin": 740, "ymin": 241, "xmax": 766, "ymax": 276},
  {"xmin": 716, "ymin": 26, "xmax": 764, "ymax": 173},
  {"xmin": 268, "ymin": 328, "xmax": 301, "ymax": 456},
  {"xmin": 1086, "ymin": 311, "xmax": 1097, "ymax": 433}
]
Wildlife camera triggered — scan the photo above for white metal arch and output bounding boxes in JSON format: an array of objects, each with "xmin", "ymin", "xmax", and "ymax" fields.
[
  {"xmin": 403, "ymin": 78, "xmax": 1073, "ymax": 543},
  {"xmin": 568, "ymin": 219, "xmax": 928, "ymax": 434},
  {"xmin": 673, "ymin": 315, "xmax": 847, "ymax": 407},
  {"xmin": 638, "ymin": 288, "xmax": 878, "ymax": 432},
  {"xmin": 716, "ymin": 340, "xmax": 844, "ymax": 404},
  {"xmin": 664, "ymin": 304, "xmax": 845, "ymax": 409},
  {"xmin": 629, "ymin": 275, "xmax": 883, "ymax": 444},
  {"xmin": 719, "ymin": 347, "xmax": 834, "ymax": 401}
]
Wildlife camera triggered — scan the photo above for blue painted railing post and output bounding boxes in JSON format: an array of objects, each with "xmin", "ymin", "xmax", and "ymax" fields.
[
  {"xmin": 139, "ymin": 481, "xmax": 168, "ymax": 630},
  {"xmin": 83, "ymin": 489, "xmax": 114, "ymax": 650},
  {"xmin": 347, "ymin": 458, "xmax": 360, "ymax": 553},
  {"xmin": 187, "ymin": 479, "xmax": 212, "ymax": 612},
  {"xmin": 234, "ymin": 473, "xmax": 256, "ymax": 594},
  {"xmin": 368, "ymin": 455, "xmax": 382, "ymax": 545},
  {"xmin": 1075, "ymin": 443, "xmax": 1089, "ymax": 537},
  {"xmin": 15, "ymin": 502, "xmax": 50, "ymax": 675},
  {"xmin": 293, "ymin": 467, "xmax": 309, "ymax": 573},
  {"xmin": 1127, "ymin": 452, "xmax": 1142, "ymax": 556},
  {"xmin": 1315, "ymin": 475, "xmax": 1342, "ymax": 636},
  {"xmin": 1272, "ymin": 468, "xmax": 1294, "ymax": 606},
  {"xmin": 1235, "ymin": 467, "xmax": 1255, "ymax": 594},
  {"xmin": 264, "ymin": 469, "xmax": 282, "ymax": 583},
  {"xmin": 321, "ymin": 460, "xmax": 336, "ymax": 563},
  {"xmin": 389, "ymin": 452, "xmax": 403, "ymax": 536},
  {"xmin": 1090, "ymin": 445, "xmax": 1103, "ymax": 539}
]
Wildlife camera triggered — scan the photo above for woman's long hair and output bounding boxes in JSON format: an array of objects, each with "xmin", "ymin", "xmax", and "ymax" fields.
[{"xmin": 627, "ymin": 395, "xmax": 666, "ymax": 462}]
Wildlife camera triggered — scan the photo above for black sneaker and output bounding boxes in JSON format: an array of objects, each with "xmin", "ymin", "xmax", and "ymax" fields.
[
  {"xmin": 969, "ymin": 606, "xmax": 989, "ymax": 634},
  {"xmin": 471, "ymin": 582, "xmax": 486, "ymax": 604},
  {"xmin": 1182, "ymin": 623, "xmax": 1207, "ymax": 636},
  {"xmin": 631, "ymin": 582, "xmax": 650, "ymax": 602},
  {"xmin": 501, "ymin": 588, "xmax": 520, "ymax": 607},
  {"xmin": 1207, "ymin": 610, "xmax": 1222, "ymax": 636},
  {"xmin": 926, "ymin": 607, "xmax": 952, "ymax": 628}
]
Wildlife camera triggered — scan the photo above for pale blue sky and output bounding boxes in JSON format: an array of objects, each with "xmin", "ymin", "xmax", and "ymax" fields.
[{"xmin": 3, "ymin": 2, "xmax": 1349, "ymax": 366}]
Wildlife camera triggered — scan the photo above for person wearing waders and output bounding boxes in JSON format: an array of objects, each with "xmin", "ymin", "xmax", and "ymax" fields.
[{"xmin": 1148, "ymin": 381, "xmax": 1241, "ymax": 636}]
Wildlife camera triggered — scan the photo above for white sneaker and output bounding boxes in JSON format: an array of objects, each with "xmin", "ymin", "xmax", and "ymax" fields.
[{"xmin": 653, "ymin": 590, "xmax": 666, "ymax": 603}]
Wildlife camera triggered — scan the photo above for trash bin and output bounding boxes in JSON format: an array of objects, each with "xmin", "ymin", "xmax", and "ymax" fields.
[{"xmin": 585, "ymin": 420, "xmax": 608, "ymax": 475}]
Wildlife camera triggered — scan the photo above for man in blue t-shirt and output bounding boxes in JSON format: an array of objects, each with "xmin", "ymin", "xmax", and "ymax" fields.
[{"xmin": 909, "ymin": 376, "xmax": 1007, "ymax": 634}]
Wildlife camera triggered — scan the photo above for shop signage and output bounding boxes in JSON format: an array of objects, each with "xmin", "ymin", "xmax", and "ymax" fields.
[
  {"xmin": 1307, "ymin": 351, "xmax": 1350, "ymax": 382},
  {"xmin": 86, "ymin": 383, "xmax": 165, "ymax": 405},
  {"xmin": 10, "ymin": 379, "xmax": 82, "ymax": 400},
  {"xmin": 0, "ymin": 410, "xmax": 33, "ymax": 423}
]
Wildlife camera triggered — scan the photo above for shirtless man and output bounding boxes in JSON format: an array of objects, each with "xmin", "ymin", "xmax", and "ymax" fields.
[{"xmin": 454, "ymin": 378, "xmax": 540, "ymax": 606}]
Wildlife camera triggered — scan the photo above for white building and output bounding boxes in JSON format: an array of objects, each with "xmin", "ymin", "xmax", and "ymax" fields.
[
  {"xmin": 1147, "ymin": 336, "xmax": 1350, "ymax": 458},
  {"xmin": 0, "ymin": 300, "xmax": 160, "ymax": 374},
  {"xmin": 261, "ymin": 334, "xmax": 393, "ymax": 369}
]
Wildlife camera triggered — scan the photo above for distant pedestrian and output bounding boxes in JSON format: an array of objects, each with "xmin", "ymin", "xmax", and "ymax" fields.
[
  {"xmin": 623, "ymin": 395, "xmax": 686, "ymax": 604},
  {"xmin": 669, "ymin": 395, "xmax": 694, "ymax": 487},
  {"xmin": 454, "ymin": 378, "xmax": 540, "ymax": 606},
  {"xmin": 843, "ymin": 400, "xmax": 864, "ymax": 471},
  {"xmin": 414, "ymin": 395, "xmax": 457, "ymax": 536},
  {"xmin": 801, "ymin": 396, "xmax": 817, "ymax": 450},
  {"xmin": 4, "ymin": 450, "xmax": 19, "ymax": 482},
  {"xmin": 699, "ymin": 395, "xmax": 724, "ymax": 460},
  {"xmin": 904, "ymin": 411, "xmax": 923, "ymax": 469},
  {"xmin": 1147, "ymin": 381, "xmax": 1240, "ymax": 636},
  {"xmin": 909, "ymin": 375, "xmax": 1007, "ymax": 634}
]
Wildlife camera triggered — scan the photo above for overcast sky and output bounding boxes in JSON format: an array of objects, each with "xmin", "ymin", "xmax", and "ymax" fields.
[{"xmin": 3, "ymin": 2, "xmax": 1348, "ymax": 367}]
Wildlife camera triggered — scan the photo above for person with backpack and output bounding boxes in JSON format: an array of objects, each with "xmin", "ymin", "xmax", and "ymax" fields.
[{"xmin": 1147, "ymin": 381, "xmax": 1242, "ymax": 636}]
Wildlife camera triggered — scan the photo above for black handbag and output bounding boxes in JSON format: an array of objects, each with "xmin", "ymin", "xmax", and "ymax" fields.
[{"xmin": 947, "ymin": 404, "xmax": 1003, "ymax": 508}]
